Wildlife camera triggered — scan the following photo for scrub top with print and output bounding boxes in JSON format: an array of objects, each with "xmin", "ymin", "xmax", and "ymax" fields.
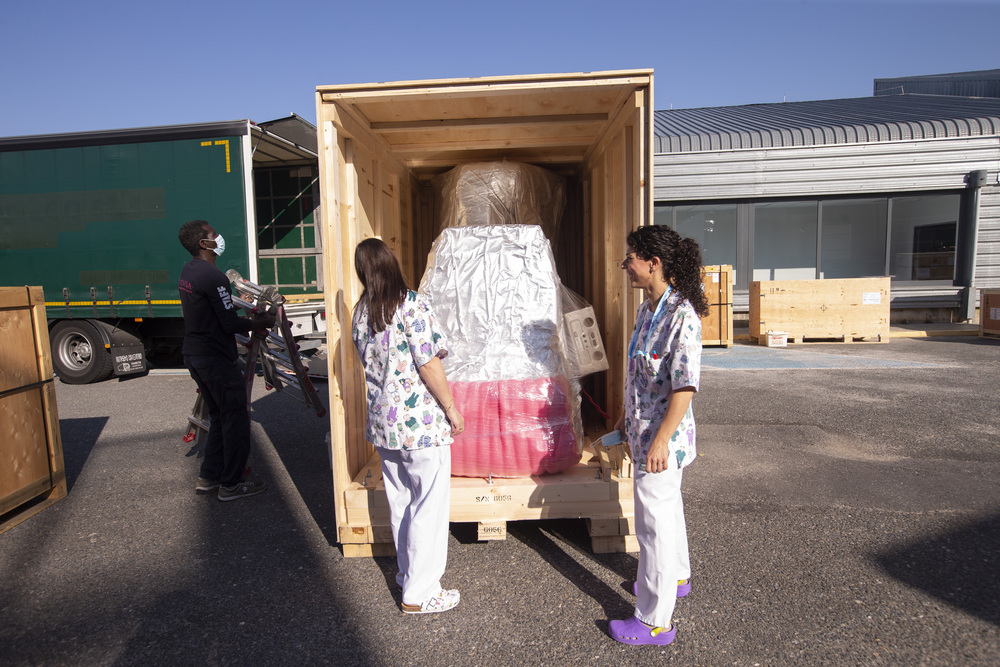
[
  {"xmin": 623, "ymin": 289, "xmax": 702, "ymax": 470},
  {"xmin": 352, "ymin": 290, "xmax": 453, "ymax": 451}
]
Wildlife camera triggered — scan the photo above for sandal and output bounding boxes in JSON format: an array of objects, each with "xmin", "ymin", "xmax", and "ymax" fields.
[
  {"xmin": 609, "ymin": 616, "xmax": 676, "ymax": 646},
  {"xmin": 401, "ymin": 589, "xmax": 460, "ymax": 614},
  {"xmin": 632, "ymin": 579, "xmax": 691, "ymax": 598}
]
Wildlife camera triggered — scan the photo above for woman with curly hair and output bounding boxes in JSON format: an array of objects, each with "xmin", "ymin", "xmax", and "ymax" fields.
[{"xmin": 609, "ymin": 225, "xmax": 708, "ymax": 646}]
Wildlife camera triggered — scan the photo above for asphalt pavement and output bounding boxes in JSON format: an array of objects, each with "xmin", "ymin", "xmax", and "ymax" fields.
[{"xmin": 1, "ymin": 333, "xmax": 999, "ymax": 666}]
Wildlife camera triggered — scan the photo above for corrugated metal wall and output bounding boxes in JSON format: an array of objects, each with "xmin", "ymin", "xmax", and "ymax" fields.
[
  {"xmin": 653, "ymin": 136, "xmax": 1000, "ymax": 290},
  {"xmin": 978, "ymin": 186, "xmax": 1000, "ymax": 284}
]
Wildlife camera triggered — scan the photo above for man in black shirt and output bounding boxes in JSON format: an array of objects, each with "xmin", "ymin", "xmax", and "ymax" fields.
[{"xmin": 178, "ymin": 220, "xmax": 274, "ymax": 501}]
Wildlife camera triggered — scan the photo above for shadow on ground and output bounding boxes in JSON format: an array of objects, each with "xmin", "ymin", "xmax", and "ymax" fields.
[{"xmin": 874, "ymin": 512, "xmax": 1000, "ymax": 626}]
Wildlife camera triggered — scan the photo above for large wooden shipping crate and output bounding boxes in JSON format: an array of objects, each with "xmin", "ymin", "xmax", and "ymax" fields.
[
  {"xmin": 749, "ymin": 277, "xmax": 890, "ymax": 344},
  {"xmin": 981, "ymin": 289, "xmax": 1000, "ymax": 337},
  {"xmin": 316, "ymin": 70, "xmax": 654, "ymax": 556},
  {"xmin": 701, "ymin": 265, "xmax": 733, "ymax": 348},
  {"xmin": 1, "ymin": 286, "xmax": 66, "ymax": 534}
]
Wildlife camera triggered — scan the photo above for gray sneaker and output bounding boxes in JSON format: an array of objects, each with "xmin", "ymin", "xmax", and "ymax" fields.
[
  {"xmin": 217, "ymin": 480, "xmax": 267, "ymax": 502},
  {"xmin": 195, "ymin": 477, "xmax": 221, "ymax": 494}
]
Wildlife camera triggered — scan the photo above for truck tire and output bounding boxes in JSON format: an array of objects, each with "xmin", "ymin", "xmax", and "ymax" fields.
[{"xmin": 50, "ymin": 320, "xmax": 115, "ymax": 384}]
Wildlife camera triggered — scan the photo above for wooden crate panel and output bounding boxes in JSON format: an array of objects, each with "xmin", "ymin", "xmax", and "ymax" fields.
[
  {"xmin": 0, "ymin": 286, "xmax": 66, "ymax": 534},
  {"xmin": 750, "ymin": 277, "xmax": 890, "ymax": 344},
  {"xmin": 982, "ymin": 289, "xmax": 1000, "ymax": 336},
  {"xmin": 701, "ymin": 265, "xmax": 733, "ymax": 347}
]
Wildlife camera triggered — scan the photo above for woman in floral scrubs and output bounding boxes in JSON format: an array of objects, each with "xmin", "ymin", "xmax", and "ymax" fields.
[
  {"xmin": 352, "ymin": 238, "xmax": 465, "ymax": 614},
  {"xmin": 609, "ymin": 225, "xmax": 710, "ymax": 646}
]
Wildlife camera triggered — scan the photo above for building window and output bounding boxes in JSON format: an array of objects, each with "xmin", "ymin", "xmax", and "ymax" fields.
[
  {"xmin": 889, "ymin": 195, "xmax": 960, "ymax": 282},
  {"xmin": 655, "ymin": 192, "xmax": 961, "ymax": 290},
  {"xmin": 753, "ymin": 201, "xmax": 817, "ymax": 281},
  {"xmin": 820, "ymin": 198, "xmax": 887, "ymax": 279},
  {"xmin": 655, "ymin": 203, "xmax": 737, "ymax": 268}
]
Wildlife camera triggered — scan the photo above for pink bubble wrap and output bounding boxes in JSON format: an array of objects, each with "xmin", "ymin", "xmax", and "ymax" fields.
[{"xmin": 450, "ymin": 376, "xmax": 579, "ymax": 478}]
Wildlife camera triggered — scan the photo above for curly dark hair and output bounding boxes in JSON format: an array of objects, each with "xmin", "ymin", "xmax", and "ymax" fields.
[
  {"xmin": 626, "ymin": 225, "xmax": 710, "ymax": 318},
  {"xmin": 178, "ymin": 220, "xmax": 211, "ymax": 256}
]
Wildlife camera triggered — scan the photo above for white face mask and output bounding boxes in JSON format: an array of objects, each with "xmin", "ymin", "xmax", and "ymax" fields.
[{"xmin": 212, "ymin": 234, "xmax": 226, "ymax": 256}]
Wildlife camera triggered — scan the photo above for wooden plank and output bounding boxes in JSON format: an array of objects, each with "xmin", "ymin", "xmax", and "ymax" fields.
[
  {"xmin": 477, "ymin": 521, "xmax": 507, "ymax": 541},
  {"xmin": 591, "ymin": 534, "xmax": 640, "ymax": 554},
  {"xmin": 342, "ymin": 542, "xmax": 396, "ymax": 558}
]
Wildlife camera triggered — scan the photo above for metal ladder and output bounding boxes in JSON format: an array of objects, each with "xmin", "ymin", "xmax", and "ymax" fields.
[{"xmin": 183, "ymin": 272, "xmax": 326, "ymax": 449}]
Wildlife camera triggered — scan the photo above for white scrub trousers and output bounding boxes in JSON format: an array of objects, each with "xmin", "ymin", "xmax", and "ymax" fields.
[
  {"xmin": 378, "ymin": 445, "xmax": 452, "ymax": 606},
  {"xmin": 634, "ymin": 466, "xmax": 690, "ymax": 628}
]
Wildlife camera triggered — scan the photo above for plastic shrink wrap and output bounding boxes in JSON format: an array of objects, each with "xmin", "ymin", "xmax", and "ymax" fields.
[{"xmin": 421, "ymin": 225, "xmax": 580, "ymax": 477}]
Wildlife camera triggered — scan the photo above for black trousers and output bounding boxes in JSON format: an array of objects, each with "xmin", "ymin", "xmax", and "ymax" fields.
[{"xmin": 185, "ymin": 355, "xmax": 250, "ymax": 486}]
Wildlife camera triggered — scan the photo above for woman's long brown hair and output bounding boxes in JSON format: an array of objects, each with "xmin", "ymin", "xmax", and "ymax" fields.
[{"xmin": 353, "ymin": 238, "xmax": 409, "ymax": 333}]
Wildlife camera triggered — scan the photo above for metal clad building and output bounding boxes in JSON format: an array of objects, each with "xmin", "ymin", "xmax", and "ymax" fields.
[
  {"xmin": 653, "ymin": 94, "xmax": 1000, "ymax": 318},
  {"xmin": 874, "ymin": 69, "xmax": 1000, "ymax": 99}
]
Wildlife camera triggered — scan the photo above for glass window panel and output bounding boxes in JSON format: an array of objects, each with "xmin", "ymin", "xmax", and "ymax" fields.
[
  {"xmin": 275, "ymin": 225, "xmax": 303, "ymax": 250},
  {"xmin": 276, "ymin": 257, "xmax": 304, "ymax": 286},
  {"xmin": 754, "ymin": 201, "xmax": 817, "ymax": 281},
  {"xmin": 820, "ymin": 198, "xmax": 887, "ymax": 279},
  {"xmin": 655, "ymin": 203, "xmax": 737, "ymax": 271},
  {"xmin": 889, "ymin": 195, "xmax": 960, "ymax": 282},
  {"xmin": 257, "ymin": 258, "xmax": 276, "ymax": 286}
]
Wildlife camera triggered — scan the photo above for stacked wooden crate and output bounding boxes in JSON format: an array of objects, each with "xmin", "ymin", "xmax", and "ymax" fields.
[
  {"xmin": 702, "ymin": 265, "xmax": 733, "ymax": 347},
  {"xmin": 749, "ymin": 277, "xmax": 890, "ymax": 344},
  {"xmin": 1, "ymin": 286, "xmax": 66, "ymax": 534},
  {"xmin": 981, "ymin": 289, "xmax": 1000, "ymax": 339}
]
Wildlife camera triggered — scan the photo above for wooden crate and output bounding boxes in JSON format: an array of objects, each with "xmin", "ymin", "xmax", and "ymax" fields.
[
  {"xmin": 702, "ymin": 265, "xmax": 733, "ymax": 348},
  {"xmin": 981, "ymin": 289, "xmax": 1000, "ymax": 337},
  {"xmin": 749, "ymin": 277, "xmax": 890, "ymax": 344},
  {"xmin": 1, "ymin": 286, "xmax": 66, "ymax": 534},
  {"xmin": 316, "ymin": 70, "xmax": 654, "ymax": 556}
]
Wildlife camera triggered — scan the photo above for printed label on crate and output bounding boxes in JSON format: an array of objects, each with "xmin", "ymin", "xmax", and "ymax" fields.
[
  {"xmin": 862, "ymin": 292, "xmax": 882, "ymax": 305},
  {"xmin": 991, "ymin": 307, "xmax": 1000, "ymax": 321}
]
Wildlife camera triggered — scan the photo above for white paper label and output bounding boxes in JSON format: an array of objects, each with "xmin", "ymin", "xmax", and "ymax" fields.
[
  {"xmin": 863, "ymin": 292, "xmax": 881, "ymax": 305},
  {"xmin": 991, "ymin": 307, "xmax": 1000, "ymax": 321}
]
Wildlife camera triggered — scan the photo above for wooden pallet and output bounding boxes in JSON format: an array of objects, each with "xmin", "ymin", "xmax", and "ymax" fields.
[
  {"xmin": 339, "ymin": 441, "xmax": 636, "ymax": 557},
  {"xmin": 1, "ymin": 286, "xmax": 67, "ymax": 535},
  {"xmin": 751, "ymin": 333, "xmax": 887, "ymax": 345}
]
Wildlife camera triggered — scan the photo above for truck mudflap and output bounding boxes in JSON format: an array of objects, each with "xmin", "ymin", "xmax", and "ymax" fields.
[{"xmin": 112, "ymin": 341, "xmax": 147, "ymax": 377}]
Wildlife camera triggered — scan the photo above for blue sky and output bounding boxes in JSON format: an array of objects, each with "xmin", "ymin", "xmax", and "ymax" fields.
[{"xmin": 2, "ymin": 0, "xmax": 998, "ymax": 137}]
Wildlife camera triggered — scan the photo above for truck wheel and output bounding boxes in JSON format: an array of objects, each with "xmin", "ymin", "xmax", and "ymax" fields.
[{"xmin": 50, "ymin": 320, "xmax": 115, "ymax": 384}]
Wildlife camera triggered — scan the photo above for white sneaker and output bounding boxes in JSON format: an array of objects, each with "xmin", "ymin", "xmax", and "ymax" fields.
[{"xmin": 401, "ymin": 589, "xmax": 460, "ymax": 614}]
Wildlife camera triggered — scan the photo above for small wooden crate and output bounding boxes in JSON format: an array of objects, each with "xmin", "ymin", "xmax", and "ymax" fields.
[
  {"xmin": 702, "ymin": 265, "xmax": 733, "ymax": 347},
  {"xmin": 981, "ymin": 289, "xmax": 1000, "ymax": 338},
  {"xmin": 749, "ymin": 277, "xmax": 890, "ymax": 344},
  {"xmin": 1, "ymin": 286, "xmax": 66, "ymax": 534}
]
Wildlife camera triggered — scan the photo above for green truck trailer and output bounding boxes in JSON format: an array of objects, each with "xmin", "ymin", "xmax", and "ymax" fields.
[{"xmin": 0, "ymin": 116, "xmax": 325, "ymax": 383}]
